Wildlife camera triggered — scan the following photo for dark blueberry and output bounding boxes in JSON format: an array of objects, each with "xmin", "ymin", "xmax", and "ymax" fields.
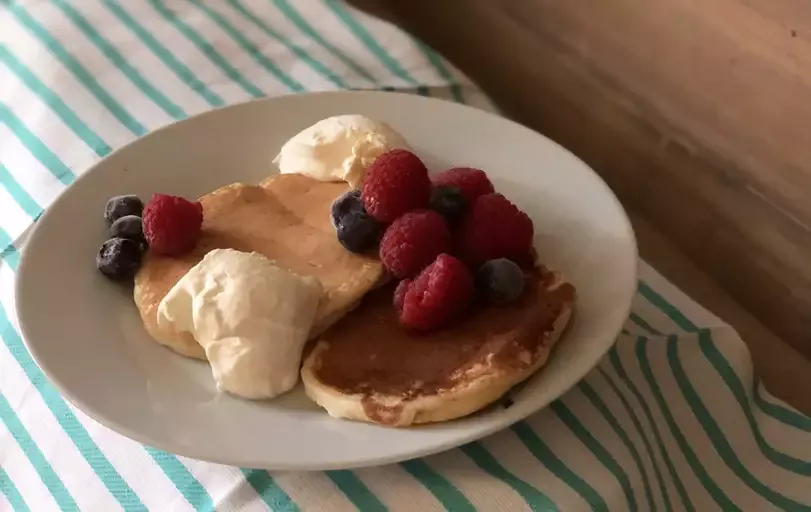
[
  {"xmin": 104, "ymin": 195, "xmax": 144, "ymax": 224},
  {"xmin": 330, "ymin": 189, "xmax": 364, "ymax": 229},
  {"xmin": 109, "ymin": 215, "xmax": 145, "ymax": 244},
  {"xmin": 429, "ymin": 185, "xmax": 467, "ymax": 222},
  {"xmin": 336, "ymin": 210, "xmax": 382, "ymax": 253},
  {"xmin": 476, "ymin": 258, "xmax": 526, "ymax": 304},
  {"xmin": 96, "ymin": 237, "xmax": 143, "ymax": 281}
]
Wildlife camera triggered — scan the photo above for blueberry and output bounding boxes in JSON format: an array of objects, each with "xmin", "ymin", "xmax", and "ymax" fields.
[
  {"xmin": 430, "ymin": 186, "xmax": 466, "ymax": 222},
  {"xmin": 96, "ymin": 237, "xmax": 143, "ymax": 281},
  {"xmin": 109, "ymin": 215, "xmax": 145, "ymax": 244},
  {"xmin": 476, "ymin": 258, "xmax": 525, "ymax": 304},
  {"xmin": 330, "ymin": 189, "xmax": 364, "ymax": 229},
  {"xmin": 104, "ymin": 195, "xmax": 143, "ymax": 224},
  {"xmin": 336, "ymin": 210, "xmax": 382, "ymax": 253},
  {"xmin": 330, "ymin": 189, "xmax": 382, "ymax": 252}
]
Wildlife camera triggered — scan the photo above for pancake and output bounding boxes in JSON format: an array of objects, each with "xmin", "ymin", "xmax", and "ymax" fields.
[
  {"xmin": 301, "ymin": 266, "xmax": 575, "ymax": 427},
  {"xmin": 133, "ymin": 173, "xmax": 386, "ymax": 360}
]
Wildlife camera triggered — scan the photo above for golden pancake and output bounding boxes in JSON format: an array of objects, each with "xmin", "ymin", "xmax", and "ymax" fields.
[
  {"xmin": 134, "ymin": 173, "xmax": 386, "ymax": 360},
  {"xmin": 301, "ymin": 266, "xmax": 575, "ymax": 427}
]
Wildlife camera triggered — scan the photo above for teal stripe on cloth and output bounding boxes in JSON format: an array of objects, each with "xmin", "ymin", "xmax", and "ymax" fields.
[
  {"xmin": 225, "ymin": 0, "xmax": 348, "ymax": 89},
  {"xmin": 399, "ymin": 459, "xmax": 476, "ymax": 512},
  {"xmin": 101, "ymin": 0, "xmax": 226, "ymax": 108},
  {"xmin": 240, "ymin": 469, "xmax": 298, "ymax": 511},
  {"xmin": 753, "ymin": 377, "xmax": 811, "ymax": 433},
  {"xmin": 325, "ymin": 470, "xmax": 387, "ymax": 512},
  {"xmin": 511, "ymin": 421, "xmax": 608, "ymax": 512},
  {"xmin": 0, "ymin": 242, "xmax": 20, "ymax": 272},
  {"xmin": 272, "ymin": 0, "xmax": 378, "ymax": 84},
  {"xmin": 147, "ymin": 0, "xmax": 265, "ymax": 99},
  {"xmin": 0, "ymin": 104, "xmax": 75, "ymax": 186},
  {"xmin": 577, "ymin": 381, "xmax": 656, "ymax": 511},
  {"xmin": 322, "ymin": 0, "xmax": 418, "ymax": 85},
  {"xmin": 461, "ymin": 442, "xmax": 559, "ymax": 512},
  {"xmin": 550, "ymin": 401, "xmax": 638, "ymax": 511},
  {"xmin": 0, "ymin": 163, "xmax": 42, "ymax": 219},
  {"xmin": 7, "ymin": 2, "xmax": 147, "ymax": 136},
  {"xmin": 629, "ymin": 312, "xmax": 662, "ymax": 336},
  {"xmin": 412, "ymin": 40, "xmax": 464, "ymax": 104},
  {"xmin": 607, "ymin": 349, "xmax": 695, "ymax": 512},
  {"xmin": 0, "ymin": 230, "xmax": 14, "ymax": 266},
  {"xmin": 637, "ymin": 282, "xmax": 696, "ymax": 331},
  {"xmin": 666, "ymin": 336, "xmax": 809, "ymax": 511},
  {"xmin": 698, "ymin": 330, "xmax": 811, "ymax": 473},
  {"xmin": 596, "ymin": 367, "xmax": 673, "ymax": 512},
  {"xmin": 189, "ymin": 0, "xmax": 305, "ymax": 92},
  {"xmin": 51, "ymin": 0, "xmax": 186, "ymax": 120},
  {"xmin": 0, "ymin": 126, "xmax": 213, "ymax": 510},
  {"xmin": 145, "ymin": 449, "xmax": 214, "ymax": 512},
  {"xmin": 0, "ymin": 467, "xmax": 30, "ymax": 512},
  {"xmin": 636, "ymin": 337, "xmax": 740, "ymax": 511},
  {"xmin": 0, "ymin": 392, "xmax": 76, "ymax": 511},
  {"xmin": 0, "ymin": 46, "xmax": 113, "ymax": 156},
  {"xmin": 638, "ymin": 281, "xmax": 811, "ymax": 433},
  {"xmin": 0, "ymin": 112, "xmax": 213, "ymax": 509},
  {"xmin": 0, "ymin": 258, "xmax": 146, "ymax": 511}
]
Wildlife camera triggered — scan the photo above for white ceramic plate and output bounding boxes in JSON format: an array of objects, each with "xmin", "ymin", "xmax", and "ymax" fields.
[{"xmin": 15, "ymin": 91, "xmax": 637, "ymax": 470}]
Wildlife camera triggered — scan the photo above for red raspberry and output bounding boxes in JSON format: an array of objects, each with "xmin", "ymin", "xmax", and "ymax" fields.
[
  {"xmin": 143, "ymin": 193, "xmax": 203, "ymax": 256},
  {"xmin": 431, "ymin": 167, "xmax": 495, "ymax": 203},
  {"xmin": 393, "ymin": 278, "xmax": 411, "ymax": 312},
  {"xmin": 380, "ymin": 210, "xmax": 451, "ymax": 278},
  {"xmin": 399, "ymin": 254, "xmax": 474, "ymax": 331},
  {"xmin": 361, "ymin": 149, "xmax": 431, "ymax": 223},
  {"xmin": 458, "ymin": 193, "xmax": 534, "ymax": 268}
]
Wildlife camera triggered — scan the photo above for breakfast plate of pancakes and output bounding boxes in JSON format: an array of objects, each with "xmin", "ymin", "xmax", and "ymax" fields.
[{"xmin": 15, "ymin": 91, "xmax": 637, "ymax": 470}]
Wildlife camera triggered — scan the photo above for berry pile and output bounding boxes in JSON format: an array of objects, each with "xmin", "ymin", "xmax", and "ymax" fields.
[
  {"xmin": 330, "ymin": 149, "xmax": 535, "ymax": 332},
  {"xmin": 96, "ymin": 193, "xmax": 203, "ymax": 282}
]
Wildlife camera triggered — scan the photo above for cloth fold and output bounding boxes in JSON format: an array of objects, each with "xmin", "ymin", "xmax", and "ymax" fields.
[{"xmin": 1, "ymin": 1, "xmax": 810, "ymax": 511}]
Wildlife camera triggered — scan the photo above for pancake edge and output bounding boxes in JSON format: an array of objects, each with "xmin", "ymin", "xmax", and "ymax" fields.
[{"xmin": 300, "ymin": 275, "xmax": 575, "ymax": 427}]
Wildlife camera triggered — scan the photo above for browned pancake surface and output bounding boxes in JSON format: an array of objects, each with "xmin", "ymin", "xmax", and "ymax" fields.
[
  {"xmin": 134, "ymin": 173, "xmax": 385, "ymax": 359},
  {"xmin": 312, "ymin": 268, "xmax": 575, "ymax": 398}
]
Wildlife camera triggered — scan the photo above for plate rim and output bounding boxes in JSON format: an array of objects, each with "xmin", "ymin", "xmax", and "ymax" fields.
[{"xmin": 14, "ymin": 90, "xmax": 639, "ymax": 470}]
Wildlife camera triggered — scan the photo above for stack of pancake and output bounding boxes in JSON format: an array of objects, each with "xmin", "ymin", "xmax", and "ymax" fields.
[{"xmin": 133, "ymin": 173, "xmax": 575, "ymax": 427}]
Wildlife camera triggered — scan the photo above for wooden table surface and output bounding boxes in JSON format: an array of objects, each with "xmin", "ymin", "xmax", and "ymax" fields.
[{"xmin": 349, "ymin": 0, "xmax": 811, "ymax": 414}]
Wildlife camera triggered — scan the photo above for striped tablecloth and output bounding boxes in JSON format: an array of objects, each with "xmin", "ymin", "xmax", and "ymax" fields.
[{"xmin": 2, "ymin": 1, "xmax": 810, "ymax": 511}]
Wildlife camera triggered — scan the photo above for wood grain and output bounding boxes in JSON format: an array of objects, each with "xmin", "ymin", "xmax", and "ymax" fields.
[{"xmin": 349, "ymin": 0, "xmax": 811, "ymax": 360}]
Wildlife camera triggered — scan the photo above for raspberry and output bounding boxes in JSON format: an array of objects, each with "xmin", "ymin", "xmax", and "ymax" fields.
[
  {"xmin": 380, "ymin": 210, "xmax": 451, "ymax": 278},
  {"xmin": 143, "ymin": 193, "xmax": 203, "ymax": 256},
  {"xmin": 458, "ymin": 193, "xmax": 534, "ymax": 268},
  {"xmin": 393, "ymin": 278, "xmax": 411, "ymax": 312},
  {"xmin": 399, "ymin": 254, "xmax": 474, "ymax": 331},
  {"xmin": 431, "ymin": 167, "xmax": 495, "ymax": 203},
  {"xmin": 361, "ymin": 149, "xmax": 431, "ymax": 223}
]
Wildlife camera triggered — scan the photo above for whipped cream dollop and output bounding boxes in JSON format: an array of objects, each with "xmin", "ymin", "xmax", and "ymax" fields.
[
  {"xmin": 157, "ymin": 249, "xmax": 323, "ymax": 399},
  {"xmin": 273, "ymin": 114, "xmax": 410, "ymax": 187}
]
